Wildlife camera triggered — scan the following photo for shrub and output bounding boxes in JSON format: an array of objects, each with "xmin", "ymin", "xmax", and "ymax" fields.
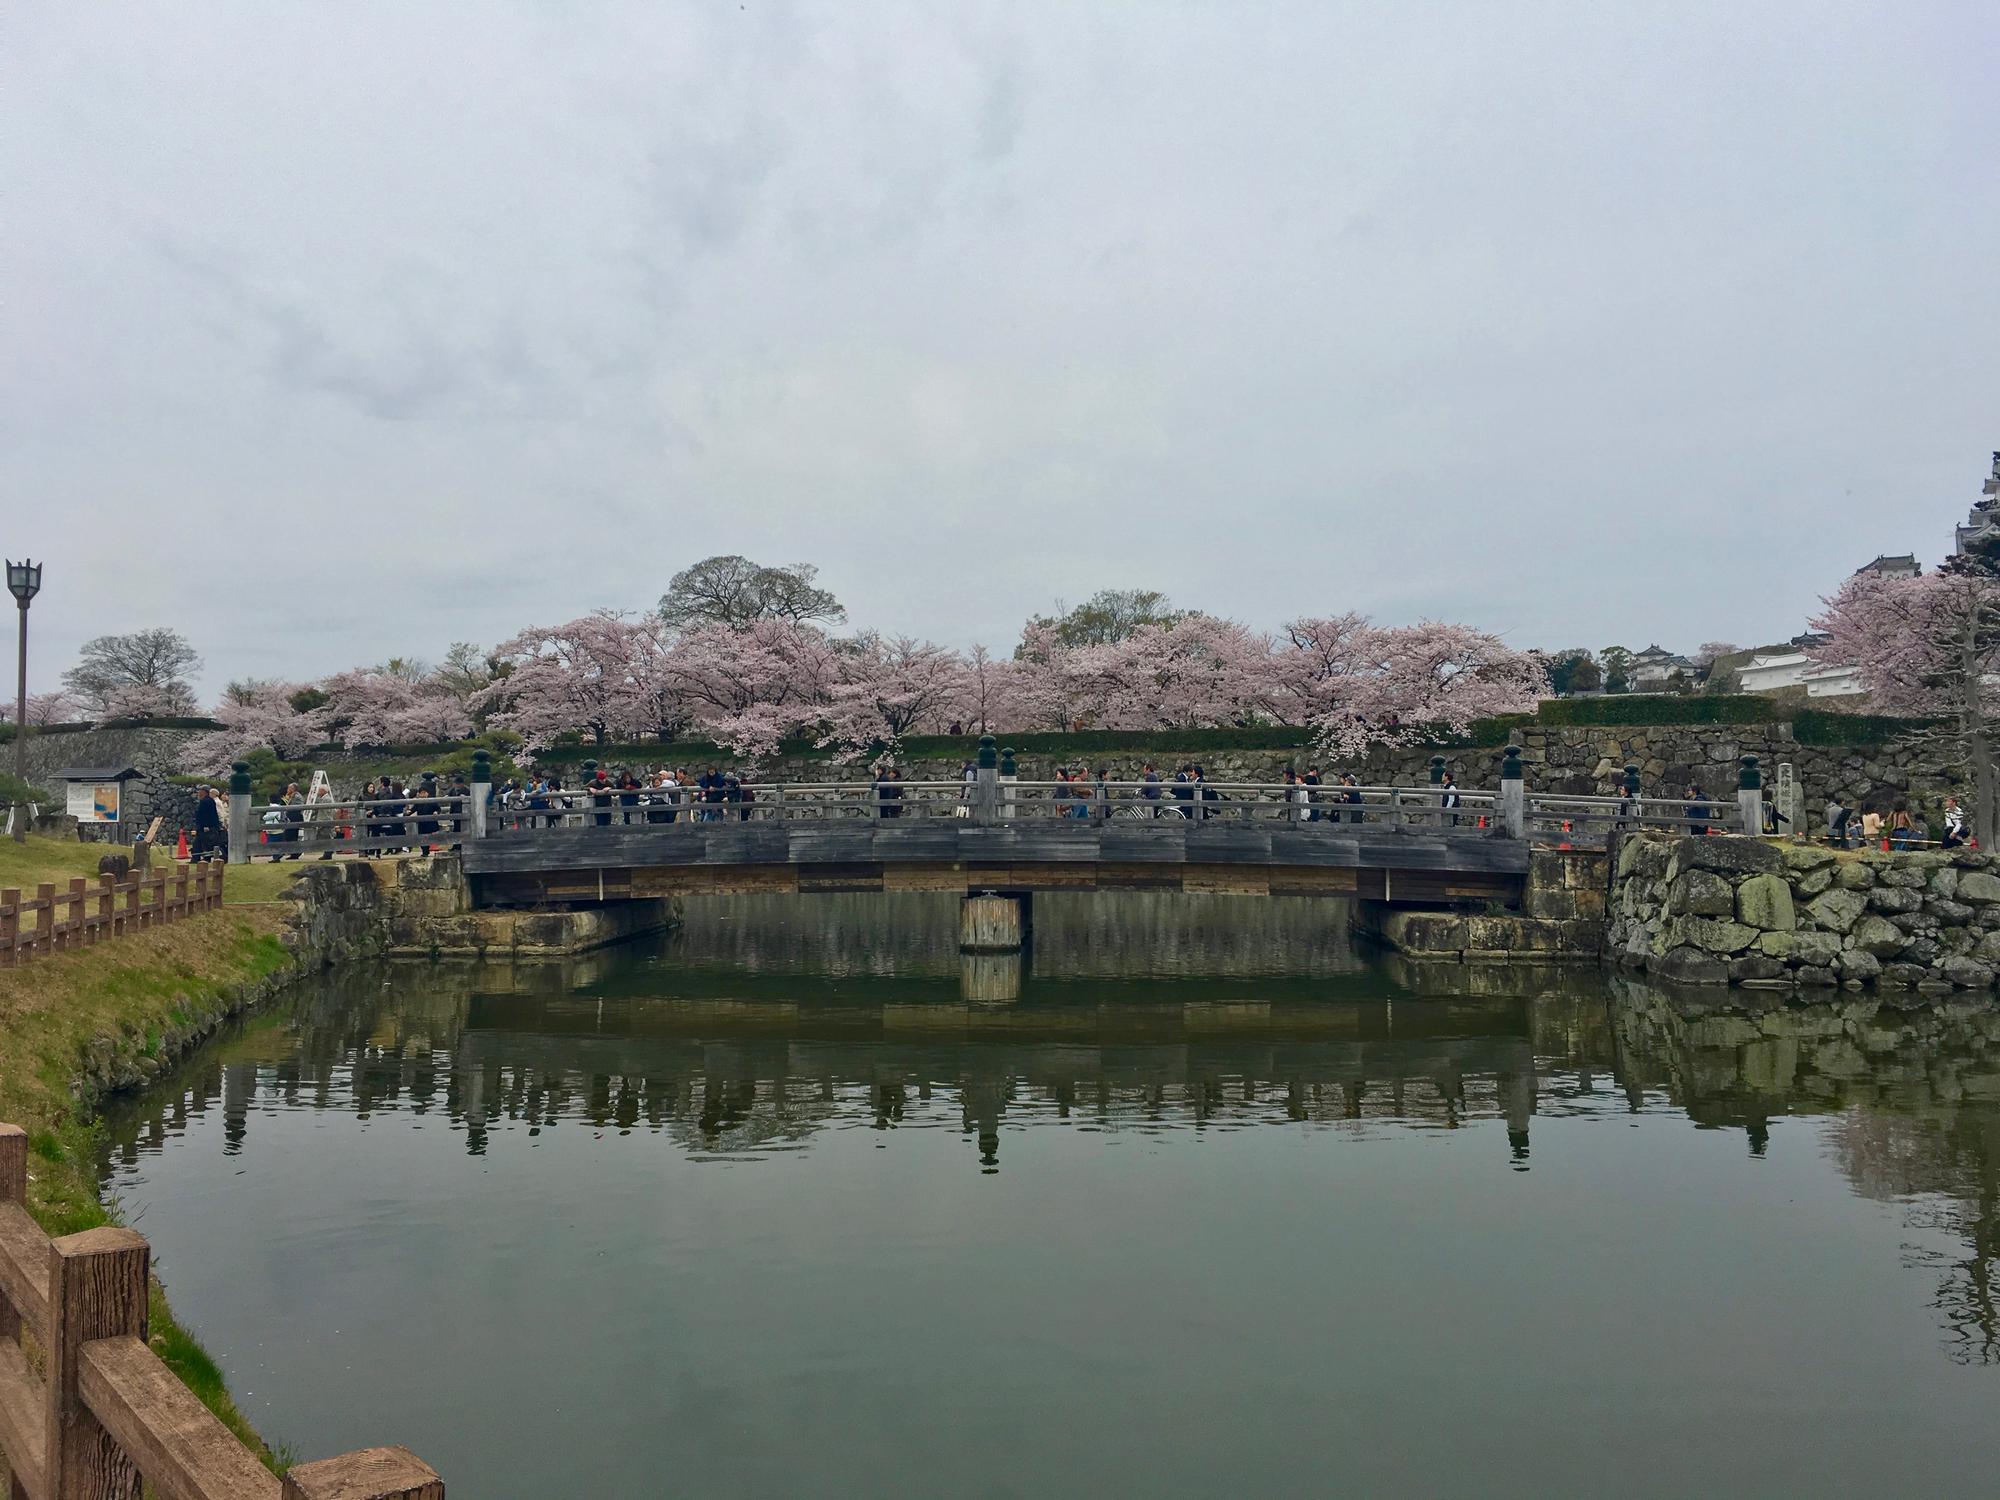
[
  {"xmin": 1792, "ymin": 708, "xmax": 1937, "ymax": 745},
  {"xmin": 1534, "ymin": 695, "xmax": 1779, "ymax": 727},
  {"xmin": 0, "ymin": 771, "xmax": 56, "ymax": 807}
]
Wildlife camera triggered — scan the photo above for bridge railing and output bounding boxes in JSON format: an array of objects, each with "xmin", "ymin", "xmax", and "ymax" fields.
[
  {"xmin": 221, "ymin": 780, "xmax": 1757, "ymax": 858},
  {"xmin": 229, "ymin": 795, "xmax": 472, "ymax": 861},
  {"xmin": 0, "ymin": 1125, "xmax": 444, "ymax": 1500},
  {"xmin": 471, "ymin": 779, "xmax": 1508, "ymax": 833},
  {"xmin": 1523, "ymin": 792, "xmax": 1743, "ymax": 845}
]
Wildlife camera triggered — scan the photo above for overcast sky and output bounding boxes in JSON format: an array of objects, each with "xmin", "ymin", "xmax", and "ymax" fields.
[{"xmin": 5, "ymin": 1, "xmax": 1995, "ymax": 699}]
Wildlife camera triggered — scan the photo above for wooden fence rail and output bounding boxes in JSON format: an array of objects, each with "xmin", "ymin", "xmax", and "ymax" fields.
[
  {"xmin": 0, "ymin": 865, "xmax": 225, "ymax": 970},
  {"xmin": 0, "ymin": 1125, "xmax": 443, "ymax": 1500}
]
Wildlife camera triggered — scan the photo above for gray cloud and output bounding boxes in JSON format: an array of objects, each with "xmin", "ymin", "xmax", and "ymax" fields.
[{"xmin": 1, "ymin": 0, "xmax": 1994, "ymax": 700}]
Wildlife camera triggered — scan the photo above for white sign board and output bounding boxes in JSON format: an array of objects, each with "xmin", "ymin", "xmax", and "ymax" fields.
[{"xmin": 66, "ymin": 781, "xmax": 121, "ymax": 823}]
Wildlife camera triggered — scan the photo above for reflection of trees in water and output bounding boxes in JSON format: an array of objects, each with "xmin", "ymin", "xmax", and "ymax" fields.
[
  {"xmin": 1609, "ymin": 979, "xmax": 2000, "ymax": 1366},
  {"xmin": 671, "ymin": 892, "xmax": 1363, "ymax": 979},
  {"xmin": 98, "ymin": 958, "xmax": 2000, "ymax": 1364},
  {"xmin": 1829, "ymin": 1108, "xmax": 2000, "ymax": 1365}
]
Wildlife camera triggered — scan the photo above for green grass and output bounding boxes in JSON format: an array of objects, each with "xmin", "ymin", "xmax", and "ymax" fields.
[
  {"xmin": 0, "ymin": 898, "xmax": 294, "ymax": 1468},
  {"xmin": 0, "ymin": 834, "xmax": 302, "ymax": 905}
]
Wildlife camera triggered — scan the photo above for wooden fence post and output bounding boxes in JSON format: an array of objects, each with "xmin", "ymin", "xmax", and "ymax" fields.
[
  {"xmin": 44, "ymin": 1227, "xmax": 149, "ymax": 1500},
  {"xmin": 282, "ymin": 1446, "xmax": 443, "ymax": 1500},
  {"xmin": 97, "ymin": 875, "xmax": 115, "ymax": 942},
  {"xmin": 36, "ymin": 887, "xmax": 55, "ymax": 955},
  {"xmin": 0, "ymin": 1124, "xmax": 21, "ymax": 1346},
  {"xmin": 0, "ymin": 889, "xmax": 16, "ymax": 967}
]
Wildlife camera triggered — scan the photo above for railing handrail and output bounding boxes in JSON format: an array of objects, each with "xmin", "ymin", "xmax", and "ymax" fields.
[{"xmin": 0, "ymin": 863, "xmax": 224, "ymax": 970}]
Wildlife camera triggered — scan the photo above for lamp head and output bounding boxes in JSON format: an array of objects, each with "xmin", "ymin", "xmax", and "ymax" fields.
[{"xmin": 5, "ymin": 559, "xmax": 41, "ymax": 605}]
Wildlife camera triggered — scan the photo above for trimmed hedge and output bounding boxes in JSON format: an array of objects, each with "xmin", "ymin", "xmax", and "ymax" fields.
[
  {"xmin": 1792, "ymin": 708, "xmax": 1937, "ymax": 745},
  {"xmin": 0, "ymin": 716, "xmax": 223, "ymax": 745},
  {"xmin": 1534, "ymin": 695, "xmax": 1779, "ymax": 727}
]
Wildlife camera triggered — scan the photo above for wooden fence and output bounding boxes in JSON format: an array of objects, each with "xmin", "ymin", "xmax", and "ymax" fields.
[
  {"xmin": 0, "ymin": 1126, "xmax": 443, "ymax": 1499},
  {"xmin": 0, "ymin": 864, "xmax": 225, "ymax": 969}
]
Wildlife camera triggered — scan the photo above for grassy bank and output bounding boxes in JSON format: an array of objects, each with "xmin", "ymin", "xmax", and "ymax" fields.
[
  {"xmin": 0, "ymin": 838, "xmax": 300, "ymax": 905},
  {"xmin": 0, "ymin": 835, "xmax": 301, "ymax": 1467}
]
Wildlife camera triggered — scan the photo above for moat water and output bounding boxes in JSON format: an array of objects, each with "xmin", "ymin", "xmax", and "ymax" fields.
[{"xmin": 99, "ymin": 895, "xmax": 2000, "ymax": 1498}]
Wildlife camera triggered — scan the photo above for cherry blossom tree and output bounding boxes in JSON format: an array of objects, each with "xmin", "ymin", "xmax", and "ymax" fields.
[
  {"xmin": 1093, "ymin": 615, "xmax": 1273, "ymax": 729},
  {"xmin": 0, "ymin": 690, "xmax": 79, "ymax": 726},
  {"xmin": 663, "ymin": 618, "xmax": 842, "ymax": 756},
  {"xmin": 957, "ymin": 644, "xmax": 1016, "ymax": 735},
  {"xmin": 179, "ymin": 681, "xmax": 329, "ymax": 772},
  {"xmin": 1299, "ymin": 620, "xmax": 1547, "ymax": 758},
  {"xmin": 476, "ymin": 612, "xmax": 676, "ymax": 749},
  {"xmin": 322, "ymin": 668, "xmax": 475, "ymax": 747},
  {"xmin": 62, "ymin": 628, "xmax": 201, "ymax": 719},
  {"xmin": 819, "ymin": 635, "xmax": 967, "ymax": 756},
  {"xmin": 1005, "ymin": 623, "xmax": 1120, "ymax": 731},
  {"xmin": 1263, "ymin": 614, "xmax": 1371, "ymax": 726},
  {"xmin": 1812, "ymin": 565, "xmax": 1993, "ymax": 844}
]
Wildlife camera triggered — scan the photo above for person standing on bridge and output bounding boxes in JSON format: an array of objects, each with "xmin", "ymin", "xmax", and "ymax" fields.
[
  {"xmin": 588, "ymin": 765, "xmax": 615, "ymax": 827},
  {"xmin": 616, "ymin": 768, "xmax": 642, "ymax": 824},
  {"xmin": 698, "ymin": 765, "xmax": 727, "ymax": 821},
  {"xmin": 1302, "ymin": 765, "xmax": 1323, "ymax": 821},
  {"xmin": 1941, "ymin": 796, "xmax": 1967, "ymax": 850},
  {"xmin": 1341, "ymin": 773, "xmax": 1363, "ymax": 824},
  {"xmin": 1439, "ymin": 770, "xmax": 1462, "ymax": 828},
  {"xmin": 1683, "ymin": 783, "xmax": 1710, "ymax": 837}
]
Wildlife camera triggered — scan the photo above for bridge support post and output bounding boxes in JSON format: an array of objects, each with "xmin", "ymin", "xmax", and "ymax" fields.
[
  {"xmin": 973, "ymin": 736, "xmax": 998, "ymax": 825},
  {"xmin": 469, "ymin": 750, "xmax": 490, "ymax": 840},
  {"xmin": 961, "ymin": 892, "xmax": 1028, "ymax": 953},
  {"xmin": 961, "ymin": 951, "xmax": 1023, "ymax": 1002},
  {"xmin": 998, "ymin": 746, "xmax": 1017, "ymax": 821},
  {"xmin": 227, "ymin": 761, "xmax": 251, "ymax": 865},
  {"xmin": 1738, "ymin": 755, "xmax": 1763, "ymax": 836},
  {"xmin": 1498, "ymin": 745, "xmax": 1525, "ymax": 839}
]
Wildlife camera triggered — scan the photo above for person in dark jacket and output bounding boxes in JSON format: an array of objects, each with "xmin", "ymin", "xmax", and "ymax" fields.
[
  {"xmin": 192, "ymin": 785, "xmax": 225, "ymax": 860},
  {"xmin": 1684, "ymin": 783, "xmax": 1710, "ymax": 837},
  {"xmin": 588, "ymin": 767, "xmax": 615, "ymax": 827}
]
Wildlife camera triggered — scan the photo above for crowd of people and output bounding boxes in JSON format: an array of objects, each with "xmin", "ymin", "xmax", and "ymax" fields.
[
  {"xmin": 1823, "ymin": 793, "xmax": 1965, "ymax": 850},
  {"xmin": 182, "ymin": 758, "xmax": 1978, "ymax": 857},
  {"xmin": 495, "ymin": 765, "xmax": 759, "ymax": 827}
]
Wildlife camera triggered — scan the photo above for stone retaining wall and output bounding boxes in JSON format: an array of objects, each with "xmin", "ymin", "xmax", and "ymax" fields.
[
  {"xmin": 1363, "ymin": 847, "xmax": 1610, "ymax": 963},
  {"xmin": 1608, "ymin": 833, "xmax": 2000, "ymax": 992},
  {"xmin": 295, "ymin": 853, "xmax": 680, "ymax": 959}
]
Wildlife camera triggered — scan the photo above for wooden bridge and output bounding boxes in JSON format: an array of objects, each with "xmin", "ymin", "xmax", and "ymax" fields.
[{"xmin": 224, "ymin": 744, "xmax": 1756, "ymax": 924}]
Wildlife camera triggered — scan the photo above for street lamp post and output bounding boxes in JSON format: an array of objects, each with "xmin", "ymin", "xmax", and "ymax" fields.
[{"xmin": 7, "ymin": 558, "xmax": 42, "ymax": 842}]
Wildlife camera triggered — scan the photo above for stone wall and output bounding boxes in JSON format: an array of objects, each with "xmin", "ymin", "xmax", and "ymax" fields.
[
  {"xmin": 1608, "ymin": 833, "xmax": 2000, "ymax": 992},
  {"xmin": 357, "ymin": 853, "xmax": 677, "ymax": 958},
  {"xmin": 11, "ymin": 725, "xmax": 207, "ymax": 841},
  {"xmin": 1363, "ymin": 847, "xmax": 1609, "ymax": 963}
]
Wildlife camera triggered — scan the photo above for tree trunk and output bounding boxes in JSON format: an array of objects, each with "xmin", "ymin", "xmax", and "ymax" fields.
[{"xmin": 1975, "ymin": 725, "xmax": 1998, "ymax": 854}]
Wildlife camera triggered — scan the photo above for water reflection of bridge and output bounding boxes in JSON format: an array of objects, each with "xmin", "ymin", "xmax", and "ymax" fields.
[{"xmin": 102, "ymin": 963, "xmax": 2000, "ymax": 1361}]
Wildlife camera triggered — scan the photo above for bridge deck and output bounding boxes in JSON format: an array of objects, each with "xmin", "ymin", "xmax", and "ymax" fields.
[{"xmin": 463, "ymin": 819, "xmax": 1530, "ymax": 904}]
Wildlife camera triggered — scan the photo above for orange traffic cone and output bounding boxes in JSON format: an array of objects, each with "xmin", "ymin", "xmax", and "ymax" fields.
[{"xmin": 175, "ymin": 828, "xmax": 190, "ymax": 860}]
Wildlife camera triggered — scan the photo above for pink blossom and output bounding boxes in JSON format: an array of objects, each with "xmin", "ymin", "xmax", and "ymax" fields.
[{"xmin": 180, "ymin": 681, "xmax": 329, "ymax": 772}]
